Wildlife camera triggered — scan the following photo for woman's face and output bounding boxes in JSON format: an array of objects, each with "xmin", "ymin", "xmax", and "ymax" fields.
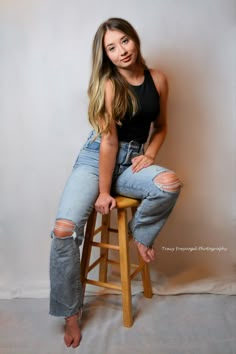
[{"xmin": 103, "ymin": 29, "xmax": 138, "ymax": 69}]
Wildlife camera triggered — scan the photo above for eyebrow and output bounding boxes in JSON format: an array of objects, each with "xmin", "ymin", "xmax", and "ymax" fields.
[{"xmin": 105, "ymin": 35, "xmax": 127, "ymax": 48}]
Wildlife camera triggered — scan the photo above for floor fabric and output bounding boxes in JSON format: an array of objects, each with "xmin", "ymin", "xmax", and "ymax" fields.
[{"xmin": 0, "ymin": 294, "xmax": 235, "ymax": 354}]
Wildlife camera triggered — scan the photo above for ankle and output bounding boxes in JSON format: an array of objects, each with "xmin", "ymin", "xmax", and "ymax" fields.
[
  {"xmin": 134, "ymin": 239, "xmax": 155, "ymax": 263},
  {"xmin": 65, "ymin": 314, "xmax": 77, "ymax": 323},
  {"xmin": 65, "ymin": 309, "xmax": 83, "ymax": 323}
]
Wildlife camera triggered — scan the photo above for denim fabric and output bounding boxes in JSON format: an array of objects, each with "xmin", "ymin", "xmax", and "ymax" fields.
[{"xmin": 50, "ymin": 130, "xmax": 180, "ymax": 317}]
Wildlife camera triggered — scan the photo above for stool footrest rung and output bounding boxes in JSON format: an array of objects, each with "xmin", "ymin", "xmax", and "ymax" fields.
[
  {"xmin": 85, "ymin": 278, "xmax": 122, "ymax": 291},
  {"xmin": 107, "ymin": 258, "xmax": 119, "ymax": 265},
  {"xmin": 130, "ymin": 265, "xmax": 143, "ymax": 280},
  {"xmin": 91, "ymin": 241, "xmax": 120, "ymax": 250},
  {"xmin": 108, "ymin": 227, "xmax": 118, "ymax": 233},
  {"xmin": 93, "ymin": 226, "xmax": 103, "ymax": 236},
  {"xmin": 88, "ymin": 257, "xmax": 120, "ymax": 272},
  {"xmin": 88, "ymin": 256, "xmax": 103, "ymax": 273}
]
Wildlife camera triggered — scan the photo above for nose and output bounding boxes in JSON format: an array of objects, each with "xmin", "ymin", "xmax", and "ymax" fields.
[{"xmin": 119, "ymin": 44, "xmax": 128, "ymax": 56}]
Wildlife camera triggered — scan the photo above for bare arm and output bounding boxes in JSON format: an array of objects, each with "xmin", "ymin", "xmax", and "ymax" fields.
[
  {"xmin": 132, "ymin": 70, "xmax": 169, "ymax": 172},
  {"xmin": 95, "ymin": 80, "xmax": 118, "ymax": 214}
]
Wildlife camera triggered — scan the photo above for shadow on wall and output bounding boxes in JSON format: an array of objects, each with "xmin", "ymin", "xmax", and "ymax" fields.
[{"xmin": 146, "ymin": 40, "xmax": 234, "ymax": 280}]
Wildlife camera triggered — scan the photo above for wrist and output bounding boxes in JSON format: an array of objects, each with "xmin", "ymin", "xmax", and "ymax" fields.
[
  {"xmin": 144, "ymin": 152, "xmax": 155, "ymax": 160},
  {"xmin": 99, "ymin": 191, "xmax": 110, "ymax": 195}
]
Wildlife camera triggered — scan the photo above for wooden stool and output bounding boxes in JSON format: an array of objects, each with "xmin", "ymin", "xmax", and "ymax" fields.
[{"xmin": 81, "ymin": 195, "xmax": 153, "ymax": 327}]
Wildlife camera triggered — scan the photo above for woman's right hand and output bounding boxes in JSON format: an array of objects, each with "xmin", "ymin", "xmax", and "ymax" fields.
[{"xmin": 95, "ymin": 193, "xmax": 116, "ymax": 215}]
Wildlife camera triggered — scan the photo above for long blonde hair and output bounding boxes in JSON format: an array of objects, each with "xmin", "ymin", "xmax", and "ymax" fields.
[{"xmin": 88, "ymin": 18, "xmax": 146, "ymax": 134}]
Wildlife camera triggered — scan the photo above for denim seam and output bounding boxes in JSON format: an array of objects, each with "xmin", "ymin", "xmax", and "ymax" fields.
[{"xmin": 116, "ymin": 183, "xmax": 171, "ymax": 199}]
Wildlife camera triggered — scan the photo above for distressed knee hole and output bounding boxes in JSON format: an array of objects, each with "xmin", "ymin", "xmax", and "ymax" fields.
[
  {"xmin": 53, "ymin": 219, "xmax": 76, "ymax": 238},
  {"xmin": 154, "ymin": 171, "xmax": 182, "ymax": 192}
]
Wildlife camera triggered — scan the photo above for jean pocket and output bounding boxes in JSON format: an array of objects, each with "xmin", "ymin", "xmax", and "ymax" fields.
[{"xmin": 83, "ymin": 139, "xmax": 100, "ymax": 152}]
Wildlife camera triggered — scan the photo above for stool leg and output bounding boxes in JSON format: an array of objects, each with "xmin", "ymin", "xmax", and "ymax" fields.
[
  {"xmin": 81, "ymin": 209, "xmax": 97, "ymax": 300},
  {"xmin": 118, "ymin": 208, "xmax": 133, "ymax": 327},
  {"xmin": 130, "ymin": 206, "xmax": 152, "ymax": 298},
  {"xmin": 138, "ymin": 256, "xmax": 153, "ymax": 298},
  {"xmin": 99, "ymin": 214, "xmax": 110, "ymax": 282}
]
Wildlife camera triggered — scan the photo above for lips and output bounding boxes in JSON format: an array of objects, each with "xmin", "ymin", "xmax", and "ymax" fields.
[{"xmin": 121, "ymin": 55, "xmax": 131, "ymax": 62}]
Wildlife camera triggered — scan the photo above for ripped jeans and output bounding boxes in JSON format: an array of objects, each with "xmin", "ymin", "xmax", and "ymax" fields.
[{"xmin": 50, "ymin": 131, "xmax": 181, "ymax": 317}]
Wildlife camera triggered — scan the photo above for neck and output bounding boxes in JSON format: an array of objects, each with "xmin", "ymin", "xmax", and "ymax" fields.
[{"xmin": 118, "ymin": 64, "xmax": 145, "ymax": 85}]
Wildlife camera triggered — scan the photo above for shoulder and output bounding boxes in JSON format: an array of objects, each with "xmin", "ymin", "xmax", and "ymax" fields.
[
  {"xmin": 104, "ymin": 79, "xmax": 115, "ymax": 94},
  {"xmin": 104, "ymin": 79, "xmax": 115, "ymax": 106},
  {"xmin": 104, "ymin": 78, "xmax": 114, "ymax": 91},
  {"xmin": 149, "ymin": 68, "xmax": 168, "ymax": 97},
  {"xmin": 104, "ymin": 79, "xmax": 115, "ymax": 101}
]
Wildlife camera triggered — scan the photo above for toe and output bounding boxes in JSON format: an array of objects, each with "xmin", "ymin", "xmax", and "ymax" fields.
[
  {"xmin": 142, "ymin": 251, "xmax": 151, "ymax": 263},
  {"xmin": 72, "ymin": 336, "xmax": 81, "ymax": 348},
  {"xmin": 147, "ymin": 248, "xmax": 155, "ymax": 261},
  {"xmin": 64, "ymin": 334, "xmax": 73, "ymax": 347},
  {"xmin": 136, "ymin": 242, "xmax": 151, "ymax": 263}
]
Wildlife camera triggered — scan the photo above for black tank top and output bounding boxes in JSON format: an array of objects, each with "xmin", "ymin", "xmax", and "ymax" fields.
[{"xmin": 117, "ymin": 69, "xmax": 160, "ymax": 143}]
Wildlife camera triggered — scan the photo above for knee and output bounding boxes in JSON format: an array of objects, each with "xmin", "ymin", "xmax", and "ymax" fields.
[
  {"xmin": 154, "ymin": 171, "xmax": 182, "ymax": 193},
  {"xmin": 53, "ymin": 219, "xmax": 76, "ymax": 238}
]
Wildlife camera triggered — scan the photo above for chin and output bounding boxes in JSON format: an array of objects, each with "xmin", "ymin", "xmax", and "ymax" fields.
[{"xmin": 122, "ymin": 59, "xmax": 136, "ymax": 68}]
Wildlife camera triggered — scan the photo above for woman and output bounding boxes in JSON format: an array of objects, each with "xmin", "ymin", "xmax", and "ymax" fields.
[{"xmin": 50, "ymin": 17, "xmax": 182, "ymax": 348}]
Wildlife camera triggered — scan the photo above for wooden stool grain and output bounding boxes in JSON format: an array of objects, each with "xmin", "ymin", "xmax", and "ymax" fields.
[{"xmin": 81, "ymin": 195, "xmax": 152, "ymax": 327}]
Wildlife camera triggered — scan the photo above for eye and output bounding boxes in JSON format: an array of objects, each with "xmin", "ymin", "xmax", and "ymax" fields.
[
  {"xmin": 122, "ymin": 37, "xmax": 129, "ymax": 44},
  {"xmin": 108, "ymin": 46, "xmax": 115, "ymax": 52}
]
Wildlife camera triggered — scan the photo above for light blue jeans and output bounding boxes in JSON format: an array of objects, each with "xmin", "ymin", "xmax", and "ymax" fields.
[{"xmin": 50, "ymin": 131, "xmax": 180, "ymax": 317}]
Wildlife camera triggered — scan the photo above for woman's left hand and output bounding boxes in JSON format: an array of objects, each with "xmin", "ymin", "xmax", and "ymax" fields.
[
  {"xmin": 95, "ymin": 192, "xmax": 116, "ymax": 215},
  {"xmin": 131, "ymin": 154, "xmax": 154, "ymax": 173}
]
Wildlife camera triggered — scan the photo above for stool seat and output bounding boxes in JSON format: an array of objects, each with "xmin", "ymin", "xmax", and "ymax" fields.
[
  {"xmin": 81, "ymin": 195, "xmax": 153, "ymax": 327},
  {"xmin": 115, "ymin": 195, "xmax": 140, "ymax": 209}
]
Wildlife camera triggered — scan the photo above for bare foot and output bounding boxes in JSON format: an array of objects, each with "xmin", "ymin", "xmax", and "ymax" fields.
[
  {"xmin": 135, "ymin": 241, "xmax": 156, "ymax": 263},
  {"xmin": 64, "ymin": 312, "xmax": 82, "ymax": 348}
]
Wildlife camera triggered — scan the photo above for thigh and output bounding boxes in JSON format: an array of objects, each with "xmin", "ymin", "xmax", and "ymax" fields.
[
  {"xmin": 56, "ymin": 164, "xmax": 99, "ymax": 225},
  {"xmin": 56, "ymin": 132, "xmax": 101, "ymax": 224},
  {"xmin": 113, "ymin": 164, "xmax": 170, "ymax": 199}
]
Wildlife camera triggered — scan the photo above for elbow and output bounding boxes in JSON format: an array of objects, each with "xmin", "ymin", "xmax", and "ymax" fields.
[
  {"xmin": 101, "ymin": 136, "xmax": 118, "ymax": 152},
  {"xmin": 160, "ymin": 121, "xmax": 168, "ymax": 136},
  {"xmin": 107, "ymin": 140, "xmax": 119, "ymax": 151},
  {"xmin": 154, "ymin": 122, "xmax": 167, "ymax": 137},
  {"xmin": 163, "ymin": 124, "xmax": 168, "ymax": 137},
  {"xmin": 101, "ymin": 132, "xmax": 118, "ymax": 148}
]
